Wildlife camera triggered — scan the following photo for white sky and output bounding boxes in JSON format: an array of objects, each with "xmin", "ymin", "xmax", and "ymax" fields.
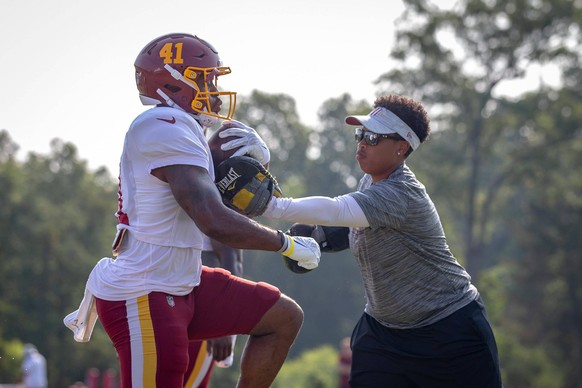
[
  {"xmin": 0, "ymin": 0, "xmax": 559, "ymax": 174},
  {"xmin": 0, "ymin": 0, "xmax": 408, "ymax": 173}
]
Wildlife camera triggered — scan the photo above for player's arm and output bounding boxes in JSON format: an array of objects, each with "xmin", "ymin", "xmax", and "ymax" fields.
[{"xmin": 153, "ymin": 163, "xmax": 283, "ymax": 249}]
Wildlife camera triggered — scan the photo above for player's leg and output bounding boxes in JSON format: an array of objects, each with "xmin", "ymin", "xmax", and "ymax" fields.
[
  {"xmin": 237, "ymin": 293, "xmax": 303, "ymax": 387},
  {"xmin": 184, "ymin": 340, "xmax": 214, "ymax": 388},
  {"xmin": 188, "ymin": 266, "xmax": 303, "ymax": 388},
  {"xmin": 96, "ymin": 293, "xmax": 193, "ymax": 388}
]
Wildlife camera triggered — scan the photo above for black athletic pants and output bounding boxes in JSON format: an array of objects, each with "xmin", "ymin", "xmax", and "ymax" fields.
[{"xmin": 350, "ymin": 299, "xmax": 502, "ymax": 387}]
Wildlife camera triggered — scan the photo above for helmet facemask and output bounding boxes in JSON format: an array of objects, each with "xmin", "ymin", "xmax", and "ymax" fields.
[{"xmin": 183, "ymin": 66, "xmax": 237, "ymax": 122}]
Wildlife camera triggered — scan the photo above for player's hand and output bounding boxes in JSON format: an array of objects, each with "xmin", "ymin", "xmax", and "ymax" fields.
[
  {"xmin": 218, "ymin": 120, "xmax": 270, "ymax": 165},
  {"xmin": 278, "ymin": 232, "xmax": 321, "ymax": 270},
  {"xmin": 207, "ymin": 336, "xmax": 234, "ymax": 362}
]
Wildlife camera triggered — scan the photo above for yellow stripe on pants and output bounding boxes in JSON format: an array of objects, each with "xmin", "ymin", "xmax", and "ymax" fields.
[{"xmin": 137, "ymin": 294, "xmax": 157, "ymax": 387}]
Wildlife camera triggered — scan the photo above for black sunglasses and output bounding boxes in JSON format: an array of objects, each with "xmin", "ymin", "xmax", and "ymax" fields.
[{"xmin": 354, "ymin": 127, "xmax": 404, "ymax": 146}]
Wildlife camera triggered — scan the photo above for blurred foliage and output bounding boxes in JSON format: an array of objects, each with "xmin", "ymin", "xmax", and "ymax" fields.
[
  {"xmin": 377, "ymin": 0, "xmax": 582, "ymax": 279},
  {"xmin": 0, "ymin": 335, "xmax": 24, "ymax": 382},
  {"xmin": 374, "ymin": 1, "xmax": 582, "ymax": 386},
  {"xmin": 211, "ymin": 343, "xmax": 341, "ymax": 388},
  {"xmin": 1, "ymin": 1, "xmax": 582, "ymax": 386},
  {"xmin": 0, "ymin": 132, "xmax": 120, "ymax": 386},
  {"xmin": 272, "ymin": 345, "xmax": 339, "ymax": 388}
]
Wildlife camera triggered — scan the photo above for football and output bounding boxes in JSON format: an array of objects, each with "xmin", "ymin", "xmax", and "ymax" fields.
[{"xmin": 208, "ymin": 127, "xmax": 241, "ymax": 171}]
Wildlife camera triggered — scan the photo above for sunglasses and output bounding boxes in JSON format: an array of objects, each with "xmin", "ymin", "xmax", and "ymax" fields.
[{"xmin": 354, "ymin": 127, "xmax": 404, "ymax": 146}]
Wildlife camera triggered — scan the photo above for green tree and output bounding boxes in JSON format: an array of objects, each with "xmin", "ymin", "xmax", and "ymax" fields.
[
  {"xmin": 0, "ymin": 135, "xmax": 119, "ymax": 386},
  {"xmin": 231, "ymin": 91, "xmax": 366, "ymax": 357},
  {"xmin": 481, "ymin": 87, "xmax": 582, "ymax": 387},
  {"xmin": 307, "ymin": 93, "xmax": 371, "ymax": 194},
  {"xmin": 0, "ymin": 335, "xmax": 24, "ymax": 383},
  {"xmin": 272, "ymin": 345, "xmax": 339, "ymax": 388},
  {"xmin": 373, "ymin": 1, "xmax": 582, "ymax": 386},
  {"xmin": 376, "ymin": 0, "xmax": 582, "ymax": 278}
]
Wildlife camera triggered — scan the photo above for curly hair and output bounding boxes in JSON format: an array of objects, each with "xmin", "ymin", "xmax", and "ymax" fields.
[{"xmin": 373, "ymin": 95, "xmax": 431, "ymax": 156}]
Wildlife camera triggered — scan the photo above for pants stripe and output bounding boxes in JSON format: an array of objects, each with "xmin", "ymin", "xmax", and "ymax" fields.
[
  {"xmin": 127, "ymin": 295, "xmax": 158, "ymax": 387},
  {"xmin": 184, "ymin": 341, "xmax": 213, "ymax": 388}
]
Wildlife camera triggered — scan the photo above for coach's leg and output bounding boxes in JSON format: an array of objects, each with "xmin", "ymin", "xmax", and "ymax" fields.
[{"xmin": 237, "ymin": 294, "xmax": 303, "ymax": 388}]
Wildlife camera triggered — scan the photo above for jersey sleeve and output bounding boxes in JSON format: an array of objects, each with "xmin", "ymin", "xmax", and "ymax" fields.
[{"xmin": 137, "ymin": 117, "xmax": 210, "ymax": 172}]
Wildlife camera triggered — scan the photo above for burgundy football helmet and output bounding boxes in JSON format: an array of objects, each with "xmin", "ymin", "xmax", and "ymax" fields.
[{"xmin": 134, "ymin": 33, "xmax": 236, "ymax": 124}]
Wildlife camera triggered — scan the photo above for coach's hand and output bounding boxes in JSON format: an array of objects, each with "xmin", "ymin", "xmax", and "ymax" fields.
[
  {"xmin": 277, "ymin": 232, "xmax": 320, "ymax": 271},
  {"xmin": 289, "ymin": 223, "xmax": 350, "ymax": 253}
]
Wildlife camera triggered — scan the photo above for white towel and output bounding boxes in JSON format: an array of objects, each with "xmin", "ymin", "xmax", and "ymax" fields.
[{"xmin": 63, "ymin": 287, "xmax": 98, "ymax": 342}]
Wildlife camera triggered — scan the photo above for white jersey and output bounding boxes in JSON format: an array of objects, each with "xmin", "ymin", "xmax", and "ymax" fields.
[{"xmin": 87, "ymin": 107, "xmax": 214, "ymax": 301}]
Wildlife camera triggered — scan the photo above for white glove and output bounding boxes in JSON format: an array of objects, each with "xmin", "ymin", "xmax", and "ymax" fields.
[
  {"xmin": 277, "ymin": 232, "xmax": 321, "ymax": 270},
  {"xmin": 218, "ymin": 120, "xmax": 270, "ymax": 165}
]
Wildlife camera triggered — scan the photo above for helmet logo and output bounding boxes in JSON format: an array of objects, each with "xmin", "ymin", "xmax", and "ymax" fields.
[{"xmin": 159, "ymin": 42, "xmax": 184, "ymax": 65}]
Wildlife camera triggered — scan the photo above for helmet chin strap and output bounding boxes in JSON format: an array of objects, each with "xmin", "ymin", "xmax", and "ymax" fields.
[
  {"xmin": 156, "ymin": 89, "xmax": 220, "ymax": 128},
  {"xmin": 156, "ymin": 89, "xmax": 182, "ymax": 110}
]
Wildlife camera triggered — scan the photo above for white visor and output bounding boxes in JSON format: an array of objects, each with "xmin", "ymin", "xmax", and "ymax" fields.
[{"xmin": 345, "ymin": 107, "xmax": 421, "ymax": 150}]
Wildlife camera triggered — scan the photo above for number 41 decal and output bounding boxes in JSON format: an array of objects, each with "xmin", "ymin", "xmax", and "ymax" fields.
[{"xmin": 159, "ymin": 42, "xmax": 184, "ymax": 64}]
